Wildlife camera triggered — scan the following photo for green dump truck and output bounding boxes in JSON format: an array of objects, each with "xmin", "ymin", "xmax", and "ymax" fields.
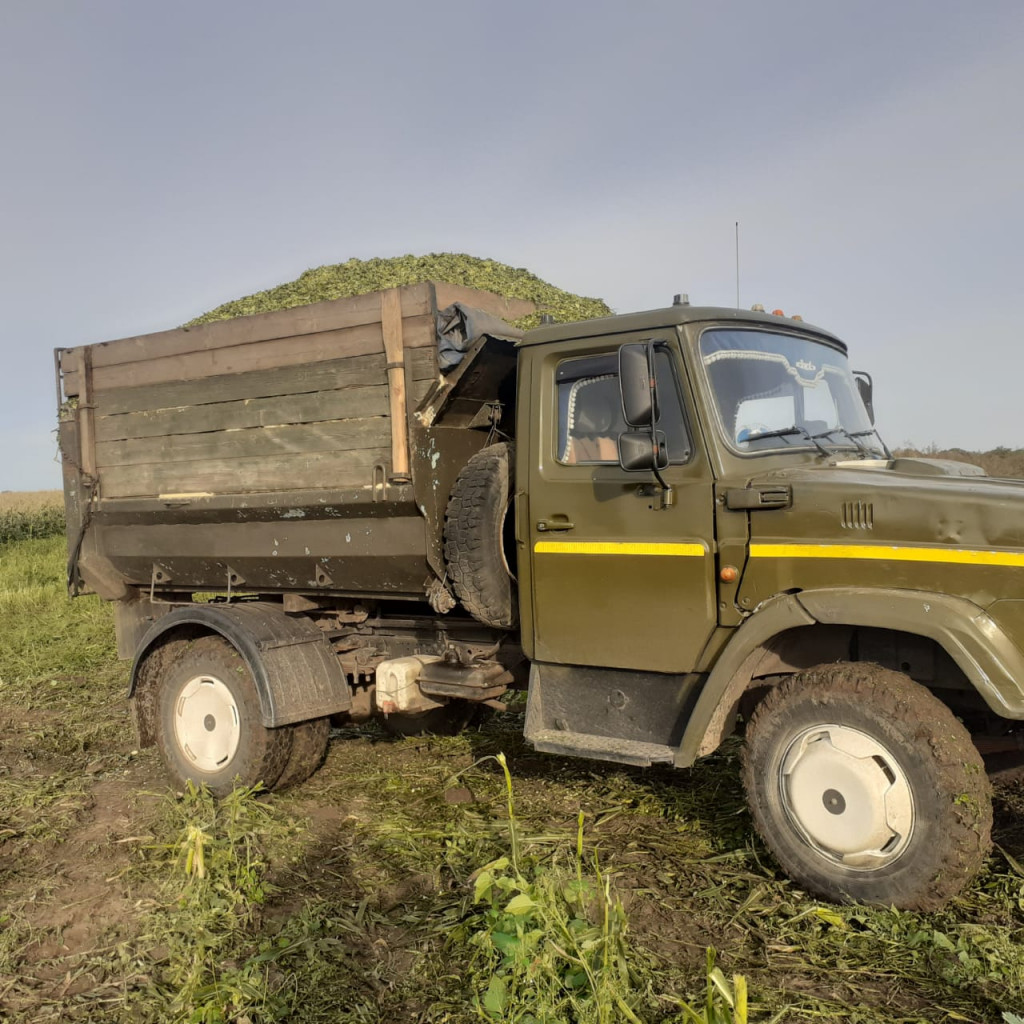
[{"xmin": 57, "ymin": 281, "xmax": 1023, "ymax": 909}]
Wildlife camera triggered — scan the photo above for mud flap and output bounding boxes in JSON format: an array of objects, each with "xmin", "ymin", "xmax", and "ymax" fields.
[{"xmin": 129, "ymin": 602, "xmax": 352, "ymax": 728}]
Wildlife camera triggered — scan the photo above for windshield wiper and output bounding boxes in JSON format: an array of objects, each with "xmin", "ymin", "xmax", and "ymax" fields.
[
  {"xmin": 810, "ymin": 426, "xmax": 875, "ymax": 457},
  {"xmin": 846, "ymin": 428, "xmax": 891, "ymax": 459},
  {"xmin": 738, "ymin": 425, "xmax": 832, "ymax": 457}
]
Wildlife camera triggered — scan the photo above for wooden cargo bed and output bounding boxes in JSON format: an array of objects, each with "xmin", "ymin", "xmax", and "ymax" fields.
[
  {"xmin": 60, "ymin": 283, "xmax": 531, "ymax": 500},
  {"xmin": 57, "ymin": 282, "xmax": 532, "ymax": 601}
]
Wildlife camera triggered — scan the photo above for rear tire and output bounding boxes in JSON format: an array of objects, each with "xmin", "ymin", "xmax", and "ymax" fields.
[
  {"xmin": 154, "ymin": 635, "xmax": 292, "ymax": 797},
  {"xmin": 742, "ymin": 662, "xmax": 991, "ymax": 910},
  {"xmin": 275, "ymin": 717, "xmax": 331, "ymax": 789}
]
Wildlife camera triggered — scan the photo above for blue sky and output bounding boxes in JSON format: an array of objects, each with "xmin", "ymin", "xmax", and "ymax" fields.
[{"xmin": 2, "ymin": 0, "xmax": 1022, "ymax": 490}]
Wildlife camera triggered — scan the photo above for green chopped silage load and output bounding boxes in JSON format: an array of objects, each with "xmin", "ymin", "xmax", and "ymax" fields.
[{"xmin": 186, "ymin": 253, "xmax": 612, "ymax": 329}]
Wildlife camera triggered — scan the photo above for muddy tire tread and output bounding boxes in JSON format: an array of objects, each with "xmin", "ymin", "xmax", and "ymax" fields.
[
  {"xmin": 444, "ymin": 442, "xmax": 515, "ymax": 628},
  {"xmin": 742, "ymin": 661, "xmax": 991, "ymax": 910},
  {"xmin": 154, "ymin": 635, "xmax": 293, "ymax": 797},
  {"xmin": 275, "ymin": 717, "xmax": 331, "ymax": 790}
]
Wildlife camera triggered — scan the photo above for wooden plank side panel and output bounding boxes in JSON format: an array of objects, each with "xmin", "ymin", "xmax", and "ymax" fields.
[
  {"xmin": 65, "ymin": 313, "xmax": 441, "ymax": 397},
  {"xmin": 87, "ymin": 283, "xmax": 434, "ymax": 369},
  {"xmin": 93, "ymin": 348, "xmax": 438, "ymax": 417},
  {"xmin": 397, "ymin": 293, "xmax": 439, "ymax": 348},
  {"xmin": 96, "ymin": 418, "xmax": 391, "ymax": 468},
  {"xmin": 95, "ymin": 379, "xmax": 434, "ymax": 442},
  {"xmin": 433, "ymin": 282, "xmax": 536, "ymax": 322},
  {"xmin": 88, "ymin": 312, "xmax": 433, "ymax": 392},
  {"xmin": 101, "ymin": 447, "xmax": 389, "ymax": 499},
  {"xmin": 59, "ymin": 349, "xmax": 82, "ymax": 397}
]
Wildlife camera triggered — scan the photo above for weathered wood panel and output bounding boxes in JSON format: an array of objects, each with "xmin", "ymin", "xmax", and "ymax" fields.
[
  {"xmin": 97, "ymin": 418, "xmax": 391, "ymax": 468},
  {"xmin": 94, "ymin": 379, "xmax": 434, "ymax": 442},
  {"xmin": 87, "ymin": 283, "xmax": 435, "ymax": 369},
  {"xmin": 433, "ymin": 283, "xmax": 535, "ymax": 322},
  {"xmin": 82, "ymin": 313, "xmax": 436, "ymax": 393},
  {"xmin": 61, "ymin": 282, "xmax": 530, "ymax": 397},
  {"xmin": 78, "ymin": 346, "xmax": 98, "ymax": 480},
  {"xmin": 101, "ymin": 447, "xmax": 390, "ymax": 499},
  {"xmin": 380, "ymin": 288, "xmax": 410, "ymax": 481},
  {"xmin": 59, "ymin": 348, "xmax": 82, "ymax": 388},
  {"xmin": 93, "ymin": 349, "xmax": 438, "ymax": 417}
]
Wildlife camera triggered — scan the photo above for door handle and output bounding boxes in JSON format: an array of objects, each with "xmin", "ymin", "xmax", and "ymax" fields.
[{"xmin": 536, "ymin": 518, "xmax": 575, "ymax": 532}]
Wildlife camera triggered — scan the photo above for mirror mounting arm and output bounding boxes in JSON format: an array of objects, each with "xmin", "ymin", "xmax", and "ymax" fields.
[
  {"xmin": 653, "ymin": 468, "xmax": 675, "ymax": 509},
  {"xmin": 617, "ymin": 339, "xmax": 674, "ymax": 509},
  {"xmin": 643, "ymin": 343, "xmax": 674, "ymax": 509}
]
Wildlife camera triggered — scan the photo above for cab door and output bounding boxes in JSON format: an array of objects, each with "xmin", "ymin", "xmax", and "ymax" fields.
[{"xmin": 525, "ymin": 332, "xmax": 718, "ymax": 673}]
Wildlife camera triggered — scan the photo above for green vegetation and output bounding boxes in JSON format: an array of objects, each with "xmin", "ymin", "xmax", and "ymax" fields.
[
  {"xmin": 0, "ymin": 490, "xmax": 65, "ymax": 544},
  {"xmin": 185, "ymin": 253, "xmax": 612, "ymax": 330},
  {"xmin": 456, "ymin": 754, "xmax": 648, "ymax": 1023},
  {"xmin": 4, "ymin": 468, "xmax": 1024, "ymax": 1022}
]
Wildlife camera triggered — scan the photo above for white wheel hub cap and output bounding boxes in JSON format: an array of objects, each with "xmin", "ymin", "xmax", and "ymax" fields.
[
  {"xmin": 173, "ymin": 674, "xmax": 241, "ymax": 773},
  {"xmin": 780, "ymin": 724, "xmax": 915, "ymax": 869}
]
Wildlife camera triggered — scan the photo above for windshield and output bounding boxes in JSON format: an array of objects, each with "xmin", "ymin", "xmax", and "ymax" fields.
[{"xmin": 699, "ymin": 328, "xmax": 885, "ymax": 457}]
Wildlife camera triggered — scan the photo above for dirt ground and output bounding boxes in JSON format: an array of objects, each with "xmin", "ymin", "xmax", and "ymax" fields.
[{"xmin": 4, "ymin": 702, "xmax": 1024, "ymax": 1022}]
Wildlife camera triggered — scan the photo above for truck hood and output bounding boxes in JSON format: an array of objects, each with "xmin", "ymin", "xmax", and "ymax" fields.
[{"xmin": 733, "ymin": 457, "xmax": 1024, "ymax": 609}]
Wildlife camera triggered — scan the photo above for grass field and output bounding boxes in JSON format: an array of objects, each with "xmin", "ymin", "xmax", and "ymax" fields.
[
  {"xmin": 0, "ymin": 490, "xmax": 64, "ymax": 544},
  {"xmin": 3, "ymin": 500, "xmax": 1024, "ymax": 1022}
]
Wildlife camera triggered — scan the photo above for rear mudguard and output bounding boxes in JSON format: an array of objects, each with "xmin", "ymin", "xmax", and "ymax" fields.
[{"xmin": 129, "ymin": 602, "xmax": 351, "ymax": 728}]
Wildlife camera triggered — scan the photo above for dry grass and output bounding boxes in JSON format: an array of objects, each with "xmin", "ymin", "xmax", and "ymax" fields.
[
  {"xmin": 0, "ymin": 490, "xmax": 65, "ymax": 545},
  {"xmin": 0, "ymin": 490, "xmax": 63, "ymax": 512},
  {"xmin": 894, "ymin": 446, "xmax": 1024, "ymax": 478}
]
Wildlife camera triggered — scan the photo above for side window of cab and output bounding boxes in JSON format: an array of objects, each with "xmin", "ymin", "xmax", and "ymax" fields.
[{"xmin": 556, "ymin": 347, "xmax": 691, "ymax": 465}]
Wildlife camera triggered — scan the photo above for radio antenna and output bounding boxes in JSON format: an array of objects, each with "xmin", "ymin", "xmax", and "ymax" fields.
[{"xmin": 735, "ymin": 221, "xmax": 740, "ymax": 308}]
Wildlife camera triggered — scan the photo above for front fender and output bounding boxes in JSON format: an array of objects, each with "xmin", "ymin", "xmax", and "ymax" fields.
[
  {"xmin": 796, "ymin": 587, "xmax": 1024, "ymax": 719},
  {"xmin": 675, "ymin": 594, "xmax": 814, "ymax": 766},
  {"xmin": 675, "ymin": 587, "xmax": 1024, "ymax": 767}
]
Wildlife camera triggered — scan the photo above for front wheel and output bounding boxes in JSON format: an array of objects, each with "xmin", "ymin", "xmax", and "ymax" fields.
[
  {"xmin": 155, "ymin": 635, "xmax": 293, "ymax": 797},
  {"xmin": 742, "ymin": 662, "xmax": 991, "ymax": 910}
]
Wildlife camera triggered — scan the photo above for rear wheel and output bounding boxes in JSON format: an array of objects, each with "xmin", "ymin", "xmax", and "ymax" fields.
[
  {"xmin": 275, "ymin": 717, "xmax": 331, "ymax": 789},
  {"xmin": 742, "ymin": 662, "xmax": 991, "ymax": 910},
  {"xmin": 154, "ymin": 635, "xmax": 292, "ymax": 797}
]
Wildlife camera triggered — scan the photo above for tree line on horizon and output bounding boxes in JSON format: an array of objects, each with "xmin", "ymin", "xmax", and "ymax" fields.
[{"xmin": 893, "ymin": 445, "xmax": 1024, "ymax": 479}]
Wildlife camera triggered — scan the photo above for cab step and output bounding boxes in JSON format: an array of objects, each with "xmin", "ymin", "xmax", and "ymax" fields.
[{"xmin": 527, "ymin": 728, "xmax": 676, "ymax": 767}]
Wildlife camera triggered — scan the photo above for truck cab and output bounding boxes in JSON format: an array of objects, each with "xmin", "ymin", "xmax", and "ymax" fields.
[{"xmin": 514, "ymin": 302, "xmax": 1021, "ymax": 910}]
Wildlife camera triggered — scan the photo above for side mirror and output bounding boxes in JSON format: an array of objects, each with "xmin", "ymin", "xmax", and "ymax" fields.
[
  {"xmin": 618, "ymin": 430, "xmax": 669, "ymax": 472},
  {"xmin": 854, "ymin": 371, "xmax": 875, "ymax": 425},
  {"xmin": 618, "ymin": 342, "xmax": 660, "ymax": 427}
]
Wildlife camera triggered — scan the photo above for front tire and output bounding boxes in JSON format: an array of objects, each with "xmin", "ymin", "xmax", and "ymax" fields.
[
  {"xmin": 155, "ymin": 635, "xmax": 292, "ymax": 797},
  {"xmin": 742, "ymin": 662, "xmax": 991, "ymax": 910}
]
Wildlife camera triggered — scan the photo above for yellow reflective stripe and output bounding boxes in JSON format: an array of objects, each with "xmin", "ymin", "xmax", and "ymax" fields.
[
  {"xmin": 749, "ymin": 543, "xmax": 1024, "ymax": 567},
  {"xmin": 534, "ymin": 541, "xmax": 706, "ymax": 556}
]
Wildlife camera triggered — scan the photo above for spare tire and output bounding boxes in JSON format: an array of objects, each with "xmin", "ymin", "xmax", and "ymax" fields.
[{"xmin": 444, "ymin": 442, "xmax": 516, "ymax": 628}]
